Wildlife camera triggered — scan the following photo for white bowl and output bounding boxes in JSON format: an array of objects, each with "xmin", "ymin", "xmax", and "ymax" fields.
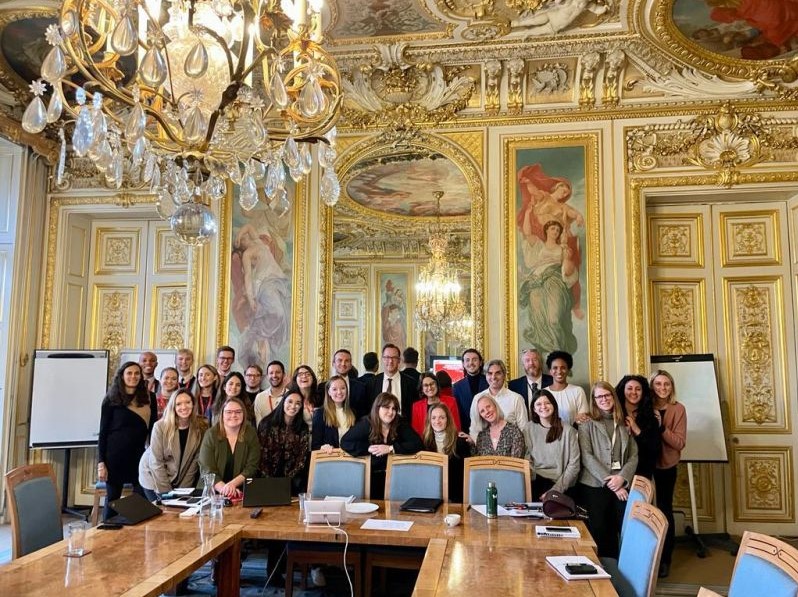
[{"xmin": 444, "ymin": 514, "xmax": 461, "ymax": 527}]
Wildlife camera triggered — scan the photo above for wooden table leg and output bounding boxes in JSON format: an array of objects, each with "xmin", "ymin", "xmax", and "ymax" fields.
[{"xmin": 215, "ymin": 539, "xmax": 242, "ymax": 597}]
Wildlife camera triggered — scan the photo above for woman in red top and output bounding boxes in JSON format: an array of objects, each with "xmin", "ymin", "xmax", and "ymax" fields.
[
  {"xmin": 649, "ymin": 369, "xmax": 687, "ymax": 579},
  {"xmin": 411, "ymin": 372, "xmax": 461, "ymax": 437}
]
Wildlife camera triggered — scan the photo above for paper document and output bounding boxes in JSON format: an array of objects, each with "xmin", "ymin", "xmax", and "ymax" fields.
[
  {"xmin": 535, "ymin": 525, "xmax": 581, "ymax": 539},
  {"xmin": 471, "ymin": 503, "xmax": 544, "ymax": 518},
  {"xmin": 323, "ymin": 495, "xmax": 356, "ymax": 504},
  {"xmin": 360, "ymin": 519, "xmax": 414, "ymax": 532},
  {"xmin": 546, "ymin": 555, "xmax": 611, "ymax": 580}
]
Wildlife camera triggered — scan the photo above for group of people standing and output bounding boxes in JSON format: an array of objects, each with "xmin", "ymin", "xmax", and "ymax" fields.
[{"xmin": 96, "ymin": 342, "xmax": 685, "ymax": 577}]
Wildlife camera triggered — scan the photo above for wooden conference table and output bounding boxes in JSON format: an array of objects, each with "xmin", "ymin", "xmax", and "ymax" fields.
[{"xmin": 0, "ymin": 501, "xmax": 617, "ymax": 596}]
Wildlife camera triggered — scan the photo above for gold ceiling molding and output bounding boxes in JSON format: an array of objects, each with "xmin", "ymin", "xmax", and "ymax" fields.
[
  {"xmin": 645, "ymin": 0, "xmax": 798, "ymax": 97},
  {"xmin": 440, "ymin": 130, "xmax": 485, "ymax": 170},
  {"xmin": 340, "ymin": 43, "xmax": 476, "ymax": 132},
  {"xmin": 626, "ymin": 103, "xmax": 798, "ymax": 188}
]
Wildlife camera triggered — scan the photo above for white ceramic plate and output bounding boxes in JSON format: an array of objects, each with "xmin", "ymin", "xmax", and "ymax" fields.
[{"xmin": 346, "ymin": 502, "xmax": 379, "ymax": 514}]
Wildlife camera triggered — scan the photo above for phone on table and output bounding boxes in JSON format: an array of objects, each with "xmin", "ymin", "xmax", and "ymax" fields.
[
  {"xmin": 565, "ymin": 563, "xmax": 598, "ymax": 575},
  {"xmin": 97, "ymin": 523, "xmax": 123, "ymax": 530}
]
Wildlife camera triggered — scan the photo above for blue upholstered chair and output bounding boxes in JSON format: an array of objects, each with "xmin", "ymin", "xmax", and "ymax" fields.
[
  {"xmin": 621, "ymin": 475, "xmax": 654, "ymax": 543},
  {"xmin": 307, "ymin": 448, "xmax": 370, "ymax": 499},
  {"xmin": 286, "ymin": 449, "xmax": 370, "ymax": 596},
  {"xmin": 385, "ymin": 451, "xmax": 448, "ymax": 502},
  {"xmin": 4, "ymin": 463, "xmax": 63, "ymax": 559},
  {"xmin": 698, "ymin": 531, "xmax": 798, "ymax": 597},
  {"xmin": 463, "ymin": 456, "xmax": 531, "ymax": 506},
  {"xmin": 600, "ymin": 501, "xmax": 667, "ymax": 597},
  {"xmin": 364, "ymin": 452, "xmax": 449, "ymax": 595}
]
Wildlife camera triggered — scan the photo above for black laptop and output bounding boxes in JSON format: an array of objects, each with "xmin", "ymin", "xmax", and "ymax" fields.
[
  {"xmin": 243, "ymin": 477, "xmax": 292, "ymax": 507},
  {"xmin": 399, "ymin": 497, "xmax": 443, "ymax": 513},
  {"xmin": 108, "ymin": 492, "xmax": 163, "ymax": 525}
]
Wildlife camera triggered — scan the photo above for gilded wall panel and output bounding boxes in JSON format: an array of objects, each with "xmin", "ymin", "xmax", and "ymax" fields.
[
  {"xmin": 150, "ymin": 285, "xmax": 187, "ymax": 350},
  {"xmin": 155, "ymin": 228, "xmax": 188, "ymax": 273},
  {"xmin": 673, "ymin": 462, "xmax": 715, "ymax": 521},
  {"xmin": 649, "ymin": 280, "xmax": 705, "ymax": 356},
  {"xmin": 647, "ymin": 214, "xmax": 703, "ymax": 268},
  {"xmin": 732, "ymin": 446, "xmax": 794, "ymax": 523},
  {"xmin": 67, "ymin": 224, "xmax": 88, "ymax": 278},
  {"xmin": 440, "ymin": 131, "xmax": 484, "ymax": 171},
  {"xmin": 720, "ymin": 211, "xmax": 781, "ymax": 267},
  {"xmin": 93, "ymin": 228, "xmax": 140, "ymax": 275},
  {"xmin": 91, "ymin": 285, "xmax": 137, "ymax": 373},
  {"xmin": 724, "ymin": 279, "xmax": 789, "ymax": 432},
  {"xmin": 790, "ymin": 202, "xmax": 798, "ymax": 266}
]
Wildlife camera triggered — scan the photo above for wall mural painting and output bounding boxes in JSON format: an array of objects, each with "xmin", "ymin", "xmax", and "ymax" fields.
[
  {"xmin": 378, "ymin": 270, "xmax": 409, "ymax": 350},
  {"xmin": 330, "ymin": 0, "xmax": 442, "ymax": 39},
  {"xmin": 672, "ymin": 0, "xmax": 798, "ymax": 61},
  {"xmin": 346, "ymin": 150, "xmax": 470, "ymax": 216},
  {"xmin": 229, "ymin": 190, "xmax": 294, "ymax": 369},
  {"xmin": 510, "ymin": 141, "xmax": 595, "ymax": 388}
]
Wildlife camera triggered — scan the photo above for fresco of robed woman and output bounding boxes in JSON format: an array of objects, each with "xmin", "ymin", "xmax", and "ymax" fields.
[
  {"xmin": 380, "ymin": 277, "xmax": 407, "ymax": 349},
  {"xmin": 516, "ymin": 162, "xmax": 585, "ymax": 358},
  {"xmin": 230, "ymin": 204, "xmax": 292, "ymax": 368}
]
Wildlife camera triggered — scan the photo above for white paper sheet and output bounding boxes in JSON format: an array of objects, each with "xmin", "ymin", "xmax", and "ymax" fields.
[{"xmin": 360, "ymin": 519, "xmax": 414, "ymax": 531}]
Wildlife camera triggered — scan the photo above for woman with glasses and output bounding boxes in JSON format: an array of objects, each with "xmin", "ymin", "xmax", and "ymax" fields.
[
  {"xmin": 341, "ymin": 392, "xmax": 424, "ymax": 500},
  {"xmin": 290, "ymin": 365, "xmax": 319, "ymax": 427},
  {"xmin": 198, "ymin": 396, "xmax": 260, "ymax": 499},
  {"xmin": 139, "ymin": 388, "xmax": 208, "ymax": 501},
  {"xmin": 577, "ymin": 381, "xmax": 638, "ymax": 558},
  {"xmin": 410, "ymin": 372, "xmax": 461, "ymax": 437}
]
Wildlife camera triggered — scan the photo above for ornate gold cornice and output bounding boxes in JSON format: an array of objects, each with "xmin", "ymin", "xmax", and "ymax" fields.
[
  {"xmin": 626, "ymin": 103, "xmax": 798, "ymax": 187},
  {"xmin": 0, "ymin": 111, "xmax": 58, "ymax": 162}
]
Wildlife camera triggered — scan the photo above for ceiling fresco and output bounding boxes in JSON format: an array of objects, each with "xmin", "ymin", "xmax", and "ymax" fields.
[
  {"xmin": 328, "ymin": 0, "xmax": 445, "ymax": 41},
  {"xmin": 671, "ymin": 0, "xmax": 798, "ymax": 61}
]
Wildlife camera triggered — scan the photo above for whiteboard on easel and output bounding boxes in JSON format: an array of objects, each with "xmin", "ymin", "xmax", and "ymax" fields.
[{"xmin": 650, "ymin": 354, "xmax": 728, "ymax": 463}]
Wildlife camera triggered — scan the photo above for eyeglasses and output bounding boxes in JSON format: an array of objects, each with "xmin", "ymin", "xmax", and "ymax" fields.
[
  {"xmin": 594, "ymin": 393, "xmax": 613, "ymax": 400},
  {"xmin": 296, "ymin": 371, "xmax": 312, "ymax": 377},
  {"xmin": 217, "ymin": 356, "xmax": 233, "ymax": 362},
  {"xmin": 245, "ymin": 373, "xmax": 261, "ymax": 377},
  {"xmin": 382, "ymin": 355, "xmax": 400, "ymax": 361},
  {"xmin": 223, "ymin": 410, "xmax": 244, "ymax": 416},
  {"xmin": 421, "ymin": 383, "xmax": 437, "ymax": 389}
]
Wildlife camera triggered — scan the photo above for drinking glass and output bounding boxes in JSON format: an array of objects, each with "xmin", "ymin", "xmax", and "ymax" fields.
[{"xmin": 66, "ymin": 520, "xmax": 89, "ymax": 557}]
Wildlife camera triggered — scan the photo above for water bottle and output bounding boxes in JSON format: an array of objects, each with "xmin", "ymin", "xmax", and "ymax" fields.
[
  {"xmin": 199, "ymin": 472, "xmax": 215, "ymax": 517},
  {"xmin": 486, "ymin": 481, "xmax": 498, "ymax": 518}
]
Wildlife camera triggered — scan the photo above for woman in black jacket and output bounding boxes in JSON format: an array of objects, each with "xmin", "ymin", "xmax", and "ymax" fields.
[
  {"xmin": 98, "ymin": 361, "xmax": 157, "ymax": 520},
  {"xmin": 340, "ymin": 392, "xmax": 423, "ymax": 499},
  {"xmin": 616, "ymin": 375, "xmax": 661, "ymax": 479}
]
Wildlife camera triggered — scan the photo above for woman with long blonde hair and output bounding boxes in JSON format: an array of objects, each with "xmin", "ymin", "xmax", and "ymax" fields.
[
  {"xmin": 311, "ymin": 375, "xmax": 356, "ymax": 452},
  {"xmin": 422, "ymin": 403, "xmax": 470, "ymax": 502}
]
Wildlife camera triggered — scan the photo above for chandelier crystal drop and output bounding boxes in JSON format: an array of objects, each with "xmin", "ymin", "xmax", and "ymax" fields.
[
  {"xmin": 24, "ymin": 0, "xmax": 342, "ymax": 244},
  {"xmin": 414, "ymin": 191, "xmax": 468, "ymax": 337}
]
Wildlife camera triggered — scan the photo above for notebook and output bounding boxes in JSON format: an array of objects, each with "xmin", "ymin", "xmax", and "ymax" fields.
[
  {"xmin": 108, "ymin": 492, "xmax": 163, "ymax": 525},
  {"xmin": 243, "ymin": 477, "xmax": 292, "ymax": 507},
  {"xmin": 398, "ymin": 497, "xmax": 443, "ymax": 513}
]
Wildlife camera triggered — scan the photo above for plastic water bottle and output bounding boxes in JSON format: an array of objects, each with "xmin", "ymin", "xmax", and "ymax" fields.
[
  {"xmin": 486, "ymin": 481, "xmax": 498, "ymax": 518},
  {"xmin": 199, "ymin": 472, "xmax": 215, "ymax": 517}
]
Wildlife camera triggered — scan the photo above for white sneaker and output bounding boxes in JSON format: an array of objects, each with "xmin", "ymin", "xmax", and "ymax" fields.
[{"xmin": 310, "ymin": 566, "xmax": 326, "ymax": 587}]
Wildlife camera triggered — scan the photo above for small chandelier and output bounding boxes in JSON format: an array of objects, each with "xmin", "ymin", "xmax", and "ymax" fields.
[
  {"xmin": 414, "ymin": 191, "xmax": 468, "ymax": 335},
  {"xmin": 22, "ymin": 0, "xmax": 342, "ymax": 244}
]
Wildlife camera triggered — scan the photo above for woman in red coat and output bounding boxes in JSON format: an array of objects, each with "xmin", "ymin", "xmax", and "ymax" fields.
[{"xmin": 411, "ymin": 372, "xmax": 461, "ymax": 437}]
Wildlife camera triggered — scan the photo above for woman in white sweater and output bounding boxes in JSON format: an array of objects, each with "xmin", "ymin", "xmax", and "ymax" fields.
[
  {"xmin": 139, "ymin": 389, "xmax": 208, "ymax": 501},
  {"xmin": 523, "ymin": 389, "xmax": 580, "ymax": 500}
]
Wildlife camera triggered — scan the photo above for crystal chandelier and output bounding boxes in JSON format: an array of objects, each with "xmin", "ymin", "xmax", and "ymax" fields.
[
  {"xmin": 414, "ymin": 191, "xmax": 468, "ymax": 335},
  {"xmin": 22, "ymin": 0, "xmax": 342, "ymax": 245}
]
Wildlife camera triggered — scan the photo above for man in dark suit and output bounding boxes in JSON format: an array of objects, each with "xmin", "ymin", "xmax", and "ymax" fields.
[
  {"xmin": 319, "ymin": 348, "xmax": 369, "ymax": 418},
  {"xmin": 452, "ymin": 348, "xmax": 488, "ymax": 432},
  {"xmin": 401, "ymin": 346, "xmax": 421, "ymax": 387},
  {"xmin": 508, "ymin": 347, "xmax": 553, "ymax": 414},
  {"xmin": 358, "ymin": 351, "xmax": 379, "ymax": 384},
  {"xmin": 367, "ymin": 343, "xmax": 417, "ymax": 418}
]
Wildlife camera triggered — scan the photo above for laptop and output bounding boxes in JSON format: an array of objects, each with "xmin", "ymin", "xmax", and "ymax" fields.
[
  {"xmin": 243, "ymin": 477, "xmax": 292, "ymax": 508},
  {"xmin": 399, "ymin": 497, "xmax": 443, "ymax": 513},
  {"xmin": 108, "ymin": 492, "xmax": 163, "ymax": 525}
]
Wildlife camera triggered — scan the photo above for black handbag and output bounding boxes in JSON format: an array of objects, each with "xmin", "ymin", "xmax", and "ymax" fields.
[{"xmin": 542, "ymin": 490, "xmax": 588, "ymax": 520}]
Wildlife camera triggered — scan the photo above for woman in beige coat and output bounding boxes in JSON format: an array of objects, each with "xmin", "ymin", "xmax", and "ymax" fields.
[{"xmin": 139, "ymin": 389, "xmax": 208, "ymax": 500}]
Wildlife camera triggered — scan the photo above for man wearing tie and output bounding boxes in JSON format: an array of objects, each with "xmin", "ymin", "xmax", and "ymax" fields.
[
  {"xmin": 508, "ymin": 347, "xmax": 553, "ymax": 414},
  {"xmin": 176, "ymin": 348, "xmax": 195, "ymax": 390},
  {"xmin": 367, "ymin": 343, "xmax": 416, "ymax": 417}
]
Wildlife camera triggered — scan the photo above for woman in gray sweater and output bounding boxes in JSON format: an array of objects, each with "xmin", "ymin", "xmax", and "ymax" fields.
[
  {"xmin": 577, "ymin": 381, "xmax": 638, "ymax": 559},
  {"xmin": 523, "ymin": 389, "xmax": 580, "ymax": 500}
]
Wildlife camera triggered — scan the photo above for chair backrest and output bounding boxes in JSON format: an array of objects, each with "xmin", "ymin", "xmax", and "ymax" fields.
[
  {"xmin": 4, "ymin": 463, "xmax": 63, "ymax": 559},
  {"xmin": 307, "ymin": 449, "xmax": 371, "ymax": 500},
  {"xmin": 385, "ymin": 451, "xmax": 448, "ymax": 502},
  {"xmin": 621, "ymin": 475, "xmax": 654, "ymax": 541},
  {"xmin": 727, "ymin": 531, "xmax": 798, "ymax": 597},
  {"xmin": 616, "ymin": 501, "xmax": 668, "ymax": 597},
  {"xmin": 462, "ymin": 456, "xmax": 531, "ymax": 505}
]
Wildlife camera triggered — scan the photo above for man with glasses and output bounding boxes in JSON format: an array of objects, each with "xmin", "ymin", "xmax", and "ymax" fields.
[
  {"xmin": 366, "ymin": 343, "xmax": 416, "ymax": 417},
  {"xmin": 509, "ymin": 347, "xmax": 553, "ymax": 414},
  {"xmin": 243, "ymin": 364, "xmax": 263, "ymax": 404},
  {"xmin": 254, "ymin": 360, "xmax": 287, "ymax": 426},
  {"xmin": 216, "ymin": 345, "xmax": 236, "ymax": 379}
]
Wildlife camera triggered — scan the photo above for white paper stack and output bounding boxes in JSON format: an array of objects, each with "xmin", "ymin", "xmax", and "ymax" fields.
[
  {"xmin": 535, "ymin": 525, "xmax": 581, "ymax": 539},
  {"xmin": 546, "ymin": 555, "xmax": 611, "ymax": 580}
]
